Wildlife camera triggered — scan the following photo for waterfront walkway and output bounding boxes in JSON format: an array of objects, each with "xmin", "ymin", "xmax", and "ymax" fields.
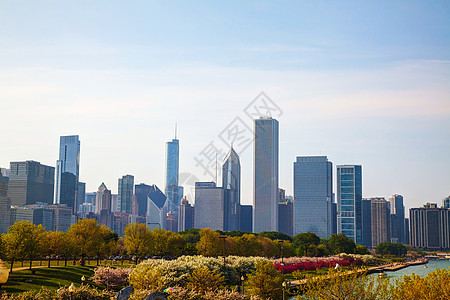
[{"xmin": 290, "ymin": 259, "xmax": 428, "ymax": 287}]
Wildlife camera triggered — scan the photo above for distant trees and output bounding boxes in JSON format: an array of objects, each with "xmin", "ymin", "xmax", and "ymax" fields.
[{"xmin": 375, "ymin": 242, "xmax": 407, "ymax": 256}]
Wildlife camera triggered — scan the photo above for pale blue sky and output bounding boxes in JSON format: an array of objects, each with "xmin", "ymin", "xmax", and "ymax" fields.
[{"xmin": 1, "ymin": 1, "xmax": 449, "ymax": 210}]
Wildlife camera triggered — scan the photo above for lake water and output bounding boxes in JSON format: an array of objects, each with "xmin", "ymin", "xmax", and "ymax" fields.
[{"xmin": 382, "ymin": 259, "xmax": 450, "ymax": 279}]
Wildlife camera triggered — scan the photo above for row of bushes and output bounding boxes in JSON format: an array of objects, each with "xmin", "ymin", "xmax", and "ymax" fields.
[{"xmin": 274, "ymin": 259, "xmax": 356, "ymax": 274}]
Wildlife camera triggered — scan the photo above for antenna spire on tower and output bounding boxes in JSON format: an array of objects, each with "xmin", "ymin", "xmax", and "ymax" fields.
[{"xmin": 175, "ymin": 123, "xmax": 177, "ymax": 139}]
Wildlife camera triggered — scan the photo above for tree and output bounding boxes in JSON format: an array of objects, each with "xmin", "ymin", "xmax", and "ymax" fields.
[
  {"xmin": 356, "ymin": 244, "xmax": 370, "ymax": 255},
  {"xmin": 186, "ymin": 266, "xmax": 224, "ymax": 293},
  {"xmin": 247, "ymin": 260, "xmax": 283, "ymax": 300},
  {"xmin": 258, "ymin": 231, "xmax": 293, "ymax": 242},
  {"xmin": 124, "ymin": 223, "xmax": 151, "ymax": 264},
  {"xmin": 375, "ymin": 242, "xmax": 407, "ymax": 257},
  {"xmin": 68, "ymin": 218, "xmax": 102, "ymax": 264},
  {"xmin": 3, "ymin": 220, "xmax": 44, "ymax": 272},
  {"xmin": 293, "ymin": 232, "xmax": 320, "ymax": 256},
  {"xmin": 42, "ymin": 231, "xmax": 65, "ymax": 267},
  {"xmin": 234, "ymin": 234, "xmax": 263, "ymax": 256},
  {"xmin": 328, "ymin": 234, "xmax": 356, "ymax": 254},
  {"xmin": 196, "ymin": 228, "xmax": 221, "ymax": 256}
]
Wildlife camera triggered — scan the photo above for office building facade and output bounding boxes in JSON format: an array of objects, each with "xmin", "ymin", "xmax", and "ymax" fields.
[
  {"xmin": 222, "ymin": 146, "xmax": 241, "ymax": 231},
  {"xmin": 361, "ymin": 198, "xmax": 372, "ymax": 248},
  {"xmin": 8, "ymin": 161, "xmax": 54, "ymax": 206},
  {"xmin": 0, "ymin": 173, "xmax": 11, "ymax": 233},
  {"xmin": 118, "ymin": 174, "xmax": 134, "ymax": 214},
  {"xmin": 54, "ymin": 135, "xmax": 80, "ymax": 213},
  {"xmin": 194, "ymin": 182, "xmax": 224, "ymax": 231},
  {"xmin": 253, "ymin": 117, "xmax": 279, "ymax": 233},
  {"xmin": 135, "ymin": 183, "xmax": 151, "ymax": 217},
  {"xmin": 240, "ymin": 205, "xmax": 253, "ymax": 232},
  {"xmin": 95, "ymin": 183, "xmax": 111, "ymax": 213},
  {"xmin": 337, "ymin": 165, "xmax": 362, "ymax": 244},
  {"xmin": 410, "ymin": 204, "xmax": 450, "ymax": 250},
  {"xmin": 369, "ymin": 197, "xmax": 390, "ymax": 249},
  {"xmin": 443, "ymin": 196, "xmax": 450, "ymax": 209},
  {"xmin": 146, "ymin": 184, "xmax": 167, "ymax": 230},
  {"xmin": 293, "ymin": 156, "xmax": 332, "ymax": 239},
  {"xmin": 389, "ymin": 194, "xmax": 406, "ymax": 244},
  {"xmin": 178, "ymin": 197, "xmax": 195, "ymax": 232},
  {"xmin": 165, "ymin": 136, "xmax": 183, "ymax": 232}
]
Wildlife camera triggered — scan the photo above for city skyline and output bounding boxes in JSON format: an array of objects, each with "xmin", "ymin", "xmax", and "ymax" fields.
[{"xmin": 0, "ymin": 1, "xmax": 448, "ymax": 212}]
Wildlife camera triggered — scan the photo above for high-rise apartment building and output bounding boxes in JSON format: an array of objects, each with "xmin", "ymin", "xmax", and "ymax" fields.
[
  {"xmin": 118, "ymin": 175, "xmax": 134, "ymax": 214},
  {"xmin": 194, "ymin": 182, "xmax": 224, "ymax": 231},
  {"xmin": 410, "ymin": 204, "xmax": 450, "ymax": 250},
  {"xmin": 369, "ymin": 197, "xmax": 390, "ymax": 249},
  {"xmin": 222, "ymin": 146, "xmax": 240, "ymax": 231},
  {"xmin": 389, "ymin": 194, "xmax": 406, "ymax": 244},
  {"xmin": 293, "ymin": 156, "xmax": 332, "ymax": 238},
  {"xmin": 337, "ymin": 165, "xmax": 362, "ymax": 244},
  {"xmin": 8, "ymin": 161, "xmax": 54, "ymax": 206},
  {"xmin": 95, "ymin": 183, "xmax": 111, "ymax": 213},
  {"xmin": 253, "ymin": 117, "xmax": 279, "ymax": 233},
  {"xmin": 54, "ymin": 135, "xmax": 80, "ymax": 213}
]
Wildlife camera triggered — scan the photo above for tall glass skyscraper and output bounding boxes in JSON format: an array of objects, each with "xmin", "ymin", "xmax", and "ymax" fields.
[
  {"xmin": 165, "ymin": 133, "xmax": 183, "ymax": 232},
  {"xmin": 222, "ymin": 146, "xmax": 240, "ymax": 231},
  {"xmin": 118, "ymin": 174, "xmax": 134, "ymax": 214},
  {"xmin": 253, "ymin": 117, "xmax": 279, "ymax": 233},
  {"xmin": 337, "ymin": 165, "xmax": 362, "ymax": 244},
  {"xmin": 389, "ymin": 194, "xmax": 406, "ymax": 244},
  {"xmin": 293, "ymin": 156, "xmax": 332, "ymax": 239},
  {"xmin": 54, "ymin": 135, "xmax": 80, "ymax": 213}
]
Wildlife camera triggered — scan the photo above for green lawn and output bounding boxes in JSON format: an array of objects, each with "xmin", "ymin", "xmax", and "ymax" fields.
[{"xmin": 2, "ymin": 266, "xmax": 102, "ymax": 294}]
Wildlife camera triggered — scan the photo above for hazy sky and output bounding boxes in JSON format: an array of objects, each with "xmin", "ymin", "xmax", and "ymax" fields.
[{"xmin": 1, "ymin": 1, "xmax": 449, "ymax": 211}]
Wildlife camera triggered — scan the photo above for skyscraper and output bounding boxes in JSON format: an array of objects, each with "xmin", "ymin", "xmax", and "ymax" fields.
[
  {"xmin": 278, "ymin": 189, "xmax": 293, "ymax": 236},
  {"xmin": 165, "ymin": 131, "xmax": 183, "ymax": 232},
  {"xmin": 8, "ymin": 161, "xmax": 54, "ymax": 206},
  {"xmin": 253, "ymin": 117, "xmax": 279, "ymax": 233},
  {"xmin": 222, "ymin": 146, "xmax": 240, "ymax": 231},
  {"xmin": 443, "ymin": 196, "xmax": 450, "ymax": 209},
  {"xmin": 369, "ymin": 197, "xmax": 390, "ymax": 249},
  {"xmin": 389, "ymin": 194, "xmax": 406, "ymax": 244},
  {"xmin": 361, "ymin": 198, "xmax": 372, "ymax": 248},
  {"xmin": 0, "ymin": 172, "xmax": 11, "ymax": 234},
  {"xmin": 95, "ymin": 183, "xmax": 111, "ymax": 213},
  {"xmin": 118, "ymin": 174, "xmax": 134, "ymax": 214},
  {"xmin": 178, "ymin": 197, "xmax": 195, "ymax": 232},
  {"xmin": 54, "ymin": 135, "xmax": 80, "ymax": 213},
  {"xmin": 135, "ymin": 183, "xmax": 151, "ymax": 217},
  {"xmin": 194, "ymin": 182, "xmax": 224, "ymax": 231},
  {"xmin": 293, "ymin": 156, "xmax": 332, "ymax": 239},
  {"xmin": 337, "ymin": 165, "xmax": 362, "ymax": 244},
  {"xmin": 147, "ymin": 184, "xmax": 167, "ymax": 230},
  {"xmin": 410, "ymin": 204, "xmax": 450, "ymax": 250}
]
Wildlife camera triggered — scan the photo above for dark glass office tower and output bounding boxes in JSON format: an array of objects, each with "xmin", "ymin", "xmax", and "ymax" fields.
[
  {"xmin": 337, "ymin": 165, "xmax": 362, "ymax": 245},
  {"xmin": 135, "ymin": 183, "xmax": 151, "ymax": 217},
  {"xmin": 222, "ymin": 146, "xmax": 240, "ymax": 231},
  {"xmin": 253, "ymin": 117, "xmax": 279, "ymax": 233},
  {"xmin": 389, "ymin": 194, "xmax": 406, "ymax": 244},
  {"xmin": 118, "ymin": 174, "xmax": 134, "ymax": 214},
  {"xmin": 8, "ymin": 161, "xmax": 54, "ymax": 206},
  {"xmin": 293, "ymin": 156, "xmax": 332, "ymax": 239},
  {"xmin": 54, "ymin": 135, "xmax": 80, "ymax": 213}
]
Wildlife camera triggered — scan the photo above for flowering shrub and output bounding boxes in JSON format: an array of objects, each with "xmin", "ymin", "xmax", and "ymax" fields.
[
  {"xmin": 90, "ymin": 266, "xmax": 133, "ymax": 288},
  {"xmin": 0, "ymin": 285, "xmax": 114, "ymax": 300},
  {"xmin": 129, "ymin": 255, "xmax": 268, "ymax": 290}
]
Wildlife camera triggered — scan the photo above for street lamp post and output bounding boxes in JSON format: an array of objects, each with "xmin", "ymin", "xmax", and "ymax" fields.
[
  {"xmin": 241, "ymin": 275, "xmax": 245, "ymax": 295},
  {"xmin": 282, "ymin": 281, "xmax": 286, "ymax": 300},
  {"xmin": 279, "ymin": 240, "xmax": 285, "ymax": 275}
]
